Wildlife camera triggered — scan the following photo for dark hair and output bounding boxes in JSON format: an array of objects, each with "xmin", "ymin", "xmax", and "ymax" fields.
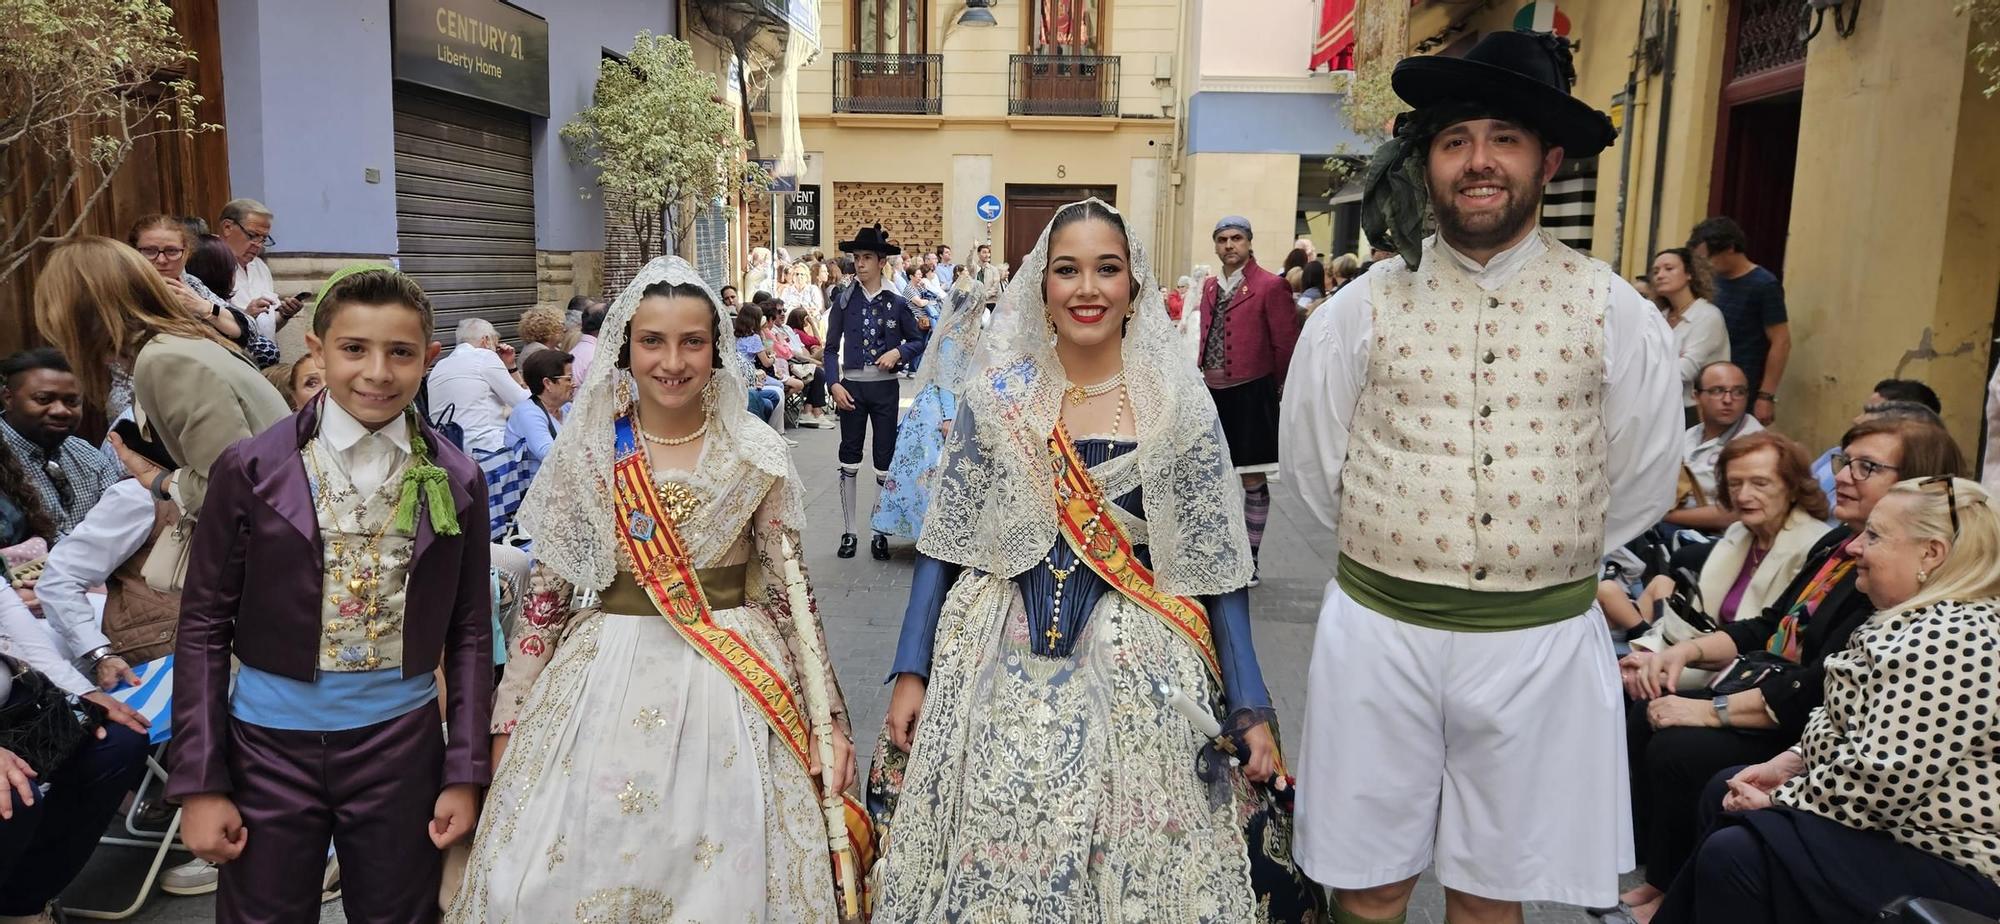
[
  {"xmin": 838, "ymin": 258, "xmax": 855, "ymax": 275},
  {"xmin": 719, "ymin": 285, "xmax": 738, "ymax": 298},
  {"xmin": 1688, "ymin": 217, "xmax": 1749, "ymax": 256},
  {"xmin": 731, "ymin": 307, "xmax": 761, "ymax": 338},
  {"xmin": 786, "ymin": 307, "xmax": 811, "ymax": 329},
  {"xmin": 1043, "ymin": 199, "xmax": 1142, "ymax": 303},
  {"xmin": 1, "ymin": 347, "xmax": 72, "ymax": 384},
  {"xmin": 178, "ymin": 216, "xmax": 209, "ymax": 237},
  {"xmin": 126, "ymin": 214, "xmax": 189, "ymax": 249},
  {"xmin": 521, "ymin": 349, "xmax": 573, "ymax": 399},
  {"xmin": 1714, "ymin": 430, "xmax": 1829, "ymax": 520},
  {"xmin": 0, "ymin": 443, "xmax": 55, "ymax": 542},
  {"xmin": 1649, "ymin": 247, "xmax": 1714, "ymax": 312},
  {"xmin": 1840, "ymin": 415, "xmax": 1966, "ymax": 482},
  {"xmin": 185, "ymin": 234, "xmax": 238, "ymax": 300},
  {"xmin": 1870, "ymin": 378, "xmax": 1941, "ymax": 414},
  {"xmin": 750, "ymin": 290, "xmax": 774, "ymax": 306},
  {"xmin": 580, "ymin": 301, "xmax": 609, "ymax": 335},
  {"xmin": 765, "ymin": 303, "xmax": 788, "ymax": 324},
  {"xmin": 1282, "ymin": 248, "xmax": 1310, "ymax": 274},
  {"xmin": 1301, "ymin": 259, "xmax": 1327, "ymax": 293},
  {"xmin": 565, "ymin": 294, "xmax": 595, "ymax": 315},
  {"xmin": 1864, "ymin": 400, "xmax": 1943, "ymax": 426},
  {"xmin": 618, "ymin": 281, "xmax": 725, "ymax": 370},
  {"xmin": 313, "ymin": 270, "xmax": 434, "ymax": 338}
]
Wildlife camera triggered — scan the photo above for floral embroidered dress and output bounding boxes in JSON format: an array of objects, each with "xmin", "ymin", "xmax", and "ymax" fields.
[
  {"xmin": 871, "ymin": 281, "xmax": 987, "ymax": 543},
  {"xmin": 445, "ymin": 258, "xmax": 859, "ymax": 923}
]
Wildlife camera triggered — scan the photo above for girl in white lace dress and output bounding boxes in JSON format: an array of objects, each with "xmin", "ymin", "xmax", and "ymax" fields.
[
  {"xmin": 445, "ymin": 257, "xmax": 863, "ymax": 923},
  {"xmin": 874, "ymin": 200, "xmax": 1282, "ymax": 922}
]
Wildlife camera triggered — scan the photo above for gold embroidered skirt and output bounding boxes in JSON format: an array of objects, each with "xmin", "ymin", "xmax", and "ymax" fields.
[{"xmin": 444, "ymin": 605, "xmax": 835, "ymax": 923}]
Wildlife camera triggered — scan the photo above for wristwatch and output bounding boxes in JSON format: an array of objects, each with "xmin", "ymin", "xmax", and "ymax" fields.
[
  {"xmin": 1712, "ymin": 695, "xmax": 1733, "ymax": 728},
  {"xmin": 1756, "ymin": 391, "xmax": 1777, "ymax": 403}
]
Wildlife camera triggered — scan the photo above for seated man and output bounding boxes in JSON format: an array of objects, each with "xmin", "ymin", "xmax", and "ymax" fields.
[
  {"xmin": 1812, "ymin": 378, "xmax": 1942, "ymax": 514},
  {"xmin": 1668, "ymin": 362, "xmax": 1763, "ymax": 535},
  {"xmin": 426, "ymin": 319, "xmax": 528, "ymax": 456},
  {"xmin": 0, "ymin": 349, "xmax": 119, "ymax": 538}
]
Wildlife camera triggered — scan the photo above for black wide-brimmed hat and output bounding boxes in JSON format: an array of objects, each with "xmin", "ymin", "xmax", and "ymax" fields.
[
  {"xmin": 1391, "ymin": 30, "xmax": 1615, "ymax": 158},
  {"xmin": 838, "ymin": 223, "xmax": 901, "ymax": 257}
]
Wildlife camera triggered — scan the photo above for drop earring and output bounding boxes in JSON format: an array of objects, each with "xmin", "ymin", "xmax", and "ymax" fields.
[
  {"xmin": 700, "ymin": 378, "xmax": 718, "ymax": 416},
  {"xmin": 616, "ymin": 373, "xmax": 634, "ymax": 417}
]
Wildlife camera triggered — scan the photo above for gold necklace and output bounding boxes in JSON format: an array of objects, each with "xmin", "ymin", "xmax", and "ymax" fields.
[
  {"xmin": 640, "ymin": 421, "xmax": 707, "ymax": 446},
  {"xmin": 303, "ymin": 440, "xmax": 399, "ymax": 670}
]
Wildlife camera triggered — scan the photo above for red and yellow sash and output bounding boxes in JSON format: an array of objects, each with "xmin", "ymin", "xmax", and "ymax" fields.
[
  {"xmin": 609, "ymin": 441, "xmax": 873, "ymax": 912},
  {"xmin": 1048, "ymin": 424, "xmax": 1222, "ymax": 684}
]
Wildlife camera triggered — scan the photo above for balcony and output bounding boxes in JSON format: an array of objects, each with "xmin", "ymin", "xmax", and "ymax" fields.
[
  {"xmin": 833, "ymin": 53, "xmax": 943, "ymax": 115},
  {"xmin": 1008, "ymin": 55, "xmax": 1120, "ymax": 117}
]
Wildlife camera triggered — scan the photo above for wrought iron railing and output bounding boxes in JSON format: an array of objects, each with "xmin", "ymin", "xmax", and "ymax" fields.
[
  {"xmin": 1008, "ymin": 54, "xmax": 1120, "ymax": 117},
  {"xmin": 833, "ymin": 53, "xmax": 943, "ymax": 115}
]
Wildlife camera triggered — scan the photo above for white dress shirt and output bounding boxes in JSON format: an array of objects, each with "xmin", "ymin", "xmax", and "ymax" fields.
[
  {"xmin": 426, "ymin": 343, "xmax": 529, "ymax": 454},
  {"xmin": 1682, "ymin": 413, "xmax": 1765, "ymax": 502},
  {"xmin": 319, "ymin": 394, "xmax": 412, "ymax": 495},
  {"xmin": 1280, "ymin": 231, "xmax": 1682, "ymax": 556},
  {"xmin": 0, "ymin": 582, "xmax": 94, "ymax": 697},
  {"xmin": 1671, "ymin": 298, "xmax": 1732, "ymax": 406},
  {"xmin": 231, "ymin": 256, "xmax": 281, "ymax": 340},
  {"xmin": 41, "ymin": 479, "xmax": 155, "ymax": 665}
]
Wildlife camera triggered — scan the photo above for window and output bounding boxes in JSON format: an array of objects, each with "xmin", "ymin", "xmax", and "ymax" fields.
[
  {"xmin": 854, "ymin": 0, "xmax": 925, "ymax": 54},
  {"xmin": 1031, "ymin": 0, "xmax": 1100, "ymax": 55}
]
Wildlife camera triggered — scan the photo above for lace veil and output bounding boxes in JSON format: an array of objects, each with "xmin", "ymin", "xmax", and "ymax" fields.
[
  {"xmin": 916, "ymin": 199, "xmax": 1254, "ymax": 595},
  {"xmin": 519, "ymin": 256, "xmax": 799, "ymax": 592}
]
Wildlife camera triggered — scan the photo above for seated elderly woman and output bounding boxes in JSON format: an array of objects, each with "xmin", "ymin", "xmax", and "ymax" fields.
[
  {"xmin": 1651, "ymin": 477, "xmax": 2000, "ymax": 924},
  {"xmin": 1614, "ymin": 415, "xmax": 1967, "ymax": 922},
  {"xmin": 1601, "ymin": 431, "xmax": 1832, "ymax": 638}
]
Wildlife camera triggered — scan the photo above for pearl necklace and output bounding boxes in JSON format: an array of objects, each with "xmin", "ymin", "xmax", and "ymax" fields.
[
  {"xmin": 640, "ymin": 421, "xmax": 707, "ymax": 446},
  {"xmin": 1066, "ymin": 371, "xmax": 1124, "ymax": 402}
]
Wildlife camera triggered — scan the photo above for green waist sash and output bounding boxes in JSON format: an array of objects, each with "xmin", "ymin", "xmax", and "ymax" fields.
[{"xmin": 1336, "ymin": 554, "xmax": 1596, "ymax": 632}]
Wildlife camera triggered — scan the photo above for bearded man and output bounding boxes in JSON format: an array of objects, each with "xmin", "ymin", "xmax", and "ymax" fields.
[{"xmin": 1279, "ymin": 30, "xmax": 1681, "ymax": 924}]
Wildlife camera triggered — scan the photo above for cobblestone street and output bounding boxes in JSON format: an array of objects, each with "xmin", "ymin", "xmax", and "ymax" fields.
[{"xmin": 71, "ymin": 384, "xmax": 1613, "ymax": 922}]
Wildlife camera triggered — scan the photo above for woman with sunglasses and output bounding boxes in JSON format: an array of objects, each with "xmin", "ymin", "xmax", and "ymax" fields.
[
  {"xmin": 1650, "ymin": 476, "xmax": 2000, "ymax": 923},
  {"xmin": 1611, "ymin": 414, "xmax": 1967, "ymax": 922}
]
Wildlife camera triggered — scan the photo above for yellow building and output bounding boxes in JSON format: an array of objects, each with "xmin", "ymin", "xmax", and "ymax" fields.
[
  {"xmin": 748, "ymin": 0, "xmax": 1183, "ymax": 275},
  {"xmin": 1377, "ymin": 0, "xmax": 1997, "ymax": 458}
]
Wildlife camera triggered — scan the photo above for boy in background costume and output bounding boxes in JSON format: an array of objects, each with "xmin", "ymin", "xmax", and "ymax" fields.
[{"xmin": 823, "ymin": 224, "xmax": 928, "ymax": 561}]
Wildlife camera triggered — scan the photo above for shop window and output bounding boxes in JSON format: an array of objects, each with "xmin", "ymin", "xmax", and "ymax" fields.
[
  {"xmin": 855, "ymin": 0, "xmax": 926, "ymax": 54},
  {"xmin": 1031, "ymin": 0, "xmax": 1100, "ymax": 55}
]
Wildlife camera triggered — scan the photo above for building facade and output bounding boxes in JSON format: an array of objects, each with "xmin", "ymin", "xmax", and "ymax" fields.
[{"xmin": 747, "ymin": 0, "xmax": 1184, "ymax": 280}]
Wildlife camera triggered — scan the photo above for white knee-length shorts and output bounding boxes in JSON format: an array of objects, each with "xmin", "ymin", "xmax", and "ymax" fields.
[{"xmin": 1292, "ymin": 581, "xmax": 1634, "ymax": 908}]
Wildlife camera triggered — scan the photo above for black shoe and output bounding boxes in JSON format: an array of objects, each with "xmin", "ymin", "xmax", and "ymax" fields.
[
  {"xmin": 838, "ymin": 533, "xmax": 858, "ymax": 558},
  {"xmin": 870, "ymin": 534, "xmax": 891, "ymax": 561}
]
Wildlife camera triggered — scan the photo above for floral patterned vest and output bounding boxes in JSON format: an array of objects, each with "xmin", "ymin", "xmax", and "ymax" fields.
[
  {"xmin": 1339, "ymin": 232, "xmax": 1612, "ymax": 592},
  {"xmin": 308, "ymin": 441, "xmax": 415, "ymax": 672}
]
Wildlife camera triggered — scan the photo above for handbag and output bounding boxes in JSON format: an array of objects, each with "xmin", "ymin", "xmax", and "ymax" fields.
[
  {"xmin": 0, "ymin": 657, "xmax": 93, "ymax": 776},
  {"xmin": 140, "ymin": 517, "xmax": 192, "ymax": 594},
  {"xmin": 1708, "ymin": 650, "xmax": 1799, "ymax": 696}
]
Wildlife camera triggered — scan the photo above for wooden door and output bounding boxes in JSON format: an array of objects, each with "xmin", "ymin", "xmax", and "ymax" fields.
[{"xmin": 1002, "ymin": 185, "xmax": 1116, "ymax": 272}]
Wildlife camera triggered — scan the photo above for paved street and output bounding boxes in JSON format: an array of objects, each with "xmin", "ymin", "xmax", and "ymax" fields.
[{"xmin": 69, "ymin": 385, "xmax": 1615, "ymax": 922}]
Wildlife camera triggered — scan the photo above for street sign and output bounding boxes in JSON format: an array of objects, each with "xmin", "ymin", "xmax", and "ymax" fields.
[
  {"xmin": 785, "ymin": 185, "xmax": 821, "ymax": 247},
  {"xmin": 757, "ymin": 159, "xmax": 797, "ymax": 193},
  {"xmin": 975, "ymin": 194, "xmax": 1002, "ymax": 222}
]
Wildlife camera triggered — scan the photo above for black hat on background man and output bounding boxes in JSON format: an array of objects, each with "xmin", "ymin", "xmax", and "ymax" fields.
[{"xmin": 839, "ymin": 223, "xmax": 901, "ymax": 257}]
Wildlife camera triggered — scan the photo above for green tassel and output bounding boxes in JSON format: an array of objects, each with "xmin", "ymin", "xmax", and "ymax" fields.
[{"xmin": 392, "ymin": 410, "xmax": 461, "ymax": 537}]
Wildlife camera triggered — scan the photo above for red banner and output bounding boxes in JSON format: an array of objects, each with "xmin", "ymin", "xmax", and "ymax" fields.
[{"xmin": 1311, "ymin": 0, "xmax": 1356, "ymax": 72}]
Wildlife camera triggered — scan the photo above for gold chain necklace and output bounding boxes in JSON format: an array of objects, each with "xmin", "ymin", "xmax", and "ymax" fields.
[{"xmin": 303, "ymin": 439, "xmax": 400, "ymax": 669}]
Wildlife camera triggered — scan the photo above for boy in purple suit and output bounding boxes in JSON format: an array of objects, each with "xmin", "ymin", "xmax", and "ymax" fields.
[{"xmin": 167, "ymin": 268, "xmax": 492, "ymax": 923}]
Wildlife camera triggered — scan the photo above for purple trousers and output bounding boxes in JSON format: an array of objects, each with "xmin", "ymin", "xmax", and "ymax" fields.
[{"xmin": 217, "ymin": 705, "xmax": 443, "ymax": 924}]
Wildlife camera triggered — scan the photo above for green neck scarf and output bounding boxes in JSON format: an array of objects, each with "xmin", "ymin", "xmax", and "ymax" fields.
[{"xmin": 391, "ymin": 405, "xmax": 459, "ymax": 537}]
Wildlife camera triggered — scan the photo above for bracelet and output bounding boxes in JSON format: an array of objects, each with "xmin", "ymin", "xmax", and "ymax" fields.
[
  {"xmin": 1756, "ymin": 392, "xmax": 1777, "ymax": 402},
  {"xmin": 506, "ymin": 366, "xmax": 518, "ymax": 373},
  {"xmin": 149, "ymin": 469, "xmax": 173, "ymax": 501}
]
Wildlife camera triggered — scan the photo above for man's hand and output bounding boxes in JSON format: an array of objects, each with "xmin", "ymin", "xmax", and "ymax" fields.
[
  {"xmin": 1753, "ymin": 396, "xmax": 1775, "ymax": 425},
  {"xmin": 274, "ymin": 296, "xmax": 305, "ymax": 330},
  {"xmin": 886, "ymin": 673, "xmax": 926, "ymax": 752},
  {"xmin": 0, "ymin": 747, "xmax": 36, "ymax": 820},
  {"xmin": 182, "ymin": 793, "xmax": 249, "ymax": 864},
  {"xmin": 430, "ymin": 783, "xmax": 481, "ymax": 849},
  {"xmin": 496, "ymin": 343, "xmax": 518, "ymax": 368},
  {"xmin": 830, "ymin": 383, "xmax": 855, "ymax": 412},
  {"xmin": 243, "ymin": 296, "xmax": 277, "ymax": 317},
  {"xmin": 1242, "ymin": 722, "xmax": 1279, "ymax": 783},
  {"xmin": 1646, "ymin": 695, "xmax": 1717, "ymax": 730},
  {"xmin": 874, "ymin": 348, "xmax": 902, "ymax": 371},
  {"xmin": 94, "ymin": 655, "xmax": 140, "ymax": 691}
]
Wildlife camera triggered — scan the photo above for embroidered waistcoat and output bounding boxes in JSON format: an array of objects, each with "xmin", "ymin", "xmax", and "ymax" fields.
[
  {"xmin": 307, "ymin": 441, "xmax": 416, "ymax": 671},
  {"xmin": 1339, "ymin": 233, "xmax": 1612, "ymax": 591}
]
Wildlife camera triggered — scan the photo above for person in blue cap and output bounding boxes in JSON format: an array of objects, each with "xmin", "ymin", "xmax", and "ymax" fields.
[{"xmin": 1192, "ymin": 213, "xmax": 1303, "ymax": 586}]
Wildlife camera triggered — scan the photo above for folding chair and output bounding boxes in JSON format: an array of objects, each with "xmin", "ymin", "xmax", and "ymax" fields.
[{"xmin": 62, "ymin": 656, "xmax": 181, "ymax": 920}]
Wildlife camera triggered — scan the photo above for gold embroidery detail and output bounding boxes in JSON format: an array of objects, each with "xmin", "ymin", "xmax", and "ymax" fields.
[
  {"xmin": 574, "ymin": 886, "xmax": 673, "ymax": 922},
  {"xmin": 615, "ymin": 779, "xmax": 657, "ymax": 815},
  {"xmin": 633, "ymin": 707, "xmax": 666, "ymax": 730},
  {"xmin": 545, "ymin": 834, "xmax": 566, "ymax": 872},
  {"xmin": 693, "ymin": 834, "xmax": 721, "ymax": 871}
]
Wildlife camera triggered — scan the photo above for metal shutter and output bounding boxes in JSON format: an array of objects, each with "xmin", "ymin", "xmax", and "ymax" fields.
[
  {"xmin": 693, "ymin": 198, "xmax": 730, "ymax": 291},
  {"xmin": 392, "ymin": 86, "xmax": 537, "ymax": 340}
]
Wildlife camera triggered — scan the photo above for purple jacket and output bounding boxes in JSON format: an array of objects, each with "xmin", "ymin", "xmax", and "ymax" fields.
[
  {"xmin": 167, "ymin": 400, "xmax": 493, "ymax": 798},
  {"xmin": 1194, "ymin": 259, "xmax": 1303, "ymax": 390}
]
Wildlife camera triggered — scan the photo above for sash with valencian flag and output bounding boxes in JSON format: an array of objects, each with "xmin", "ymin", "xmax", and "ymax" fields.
[
  {"xmin": 609, "ymin": 416, "xmax": 873, "ymax": 915},
  {"xmin": 1048, "ymin": 423, "xmax": 1221, "ymax": 684}
]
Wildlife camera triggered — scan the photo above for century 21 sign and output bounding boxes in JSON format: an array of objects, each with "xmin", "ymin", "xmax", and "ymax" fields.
[{"xmin": 393, "ymin": 0, "xmax": 550, "ymax": 117}]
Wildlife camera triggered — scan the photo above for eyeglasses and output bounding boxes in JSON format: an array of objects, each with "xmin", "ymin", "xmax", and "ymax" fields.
[
  {"xmin": 137, "ymin": 247, "xmax": 186, "ymax": 260},
  {"xmin": 1695, "ymin": 386, "xmax": 1750, "ymax": 399},
  {"xmin": 1831, "ymin": 451, "xmax": 1900, "ymax": 481},
  {"xmin": 1920, "ymin": 475, "xmax": 1961, "ymax": 536},
  {"xmin": 224, "ymin": 219, "xmax": 276, "ymax": 248}
]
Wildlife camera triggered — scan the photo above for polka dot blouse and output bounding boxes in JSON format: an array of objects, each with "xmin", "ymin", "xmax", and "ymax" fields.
[{"xmin": 1774, "ymin": 598, "xmax": 2000, "ymax": 879}]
